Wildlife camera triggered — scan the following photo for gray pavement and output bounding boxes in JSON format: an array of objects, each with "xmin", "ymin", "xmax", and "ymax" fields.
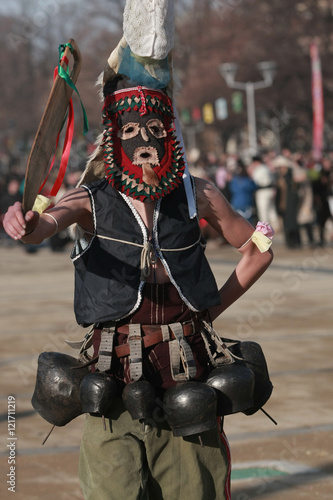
[{"xmin": 0, "ymin": 235, "xmax": 332, "ymax": 499}]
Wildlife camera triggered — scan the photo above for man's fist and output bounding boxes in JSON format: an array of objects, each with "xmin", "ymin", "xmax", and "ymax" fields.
[{"xmin": 3, "ymin": 202, "xmax": 39, "ymax": 240}]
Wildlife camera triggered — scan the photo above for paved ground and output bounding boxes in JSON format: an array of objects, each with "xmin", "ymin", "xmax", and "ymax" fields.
[{"xmin": 0, "ymin": 233, "xmax": 333, "ymax": 499}]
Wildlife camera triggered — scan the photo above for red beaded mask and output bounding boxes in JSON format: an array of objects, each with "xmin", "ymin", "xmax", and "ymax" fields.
[{"xmin": 102, "ymin": 86, "xmax": 185, "ymax": 202}]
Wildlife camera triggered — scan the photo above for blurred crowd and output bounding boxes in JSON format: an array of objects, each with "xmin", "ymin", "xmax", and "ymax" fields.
[
  {"xmin": 0, "ymin": 135, "xmax": 93, "ymax": 252},
  {"xmin": 0, "ymin": 164, "xmax": 83, "ymax": 252},
  {"xmin": 189, "ymin": 148, "xmax": 333, "ymax": 249},
  {"xmin": 1, "ymin": 142, "xmax": 333, "ymax": 251}
]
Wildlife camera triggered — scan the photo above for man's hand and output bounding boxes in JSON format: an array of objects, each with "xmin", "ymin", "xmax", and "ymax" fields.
[{"xmin": 3, "ymin": 202, "xmax": 39, "ymax": 240}]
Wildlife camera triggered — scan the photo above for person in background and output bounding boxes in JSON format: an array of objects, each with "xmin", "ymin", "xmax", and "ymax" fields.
[
  {"xmin": 0, "ymin": 175, "xmax": 23, "ymax": 245},
  {"xmin": 273, "ymin": 155, "xmax": 301, "ymax": 249},
  {"xmin": 228, "ymin": 158, "xmax": 257, "ymax": 225},
  {"xmin": 250, "ymin": 155, "xmax": 278, "ymax": 229},
  {"xmin": 294, "ymin": 160, "xmax": 315, "ymax": 247},
  {"xmin": 311, "ymin": 157, "xmax": 332, "ymax": 246},
  {"xmin": 0, "ymin": 176, "xmax": 22, "ymax": 224},
  {"xmin": 215, "ymin": 154, "xmax": 231, "ymax": 201}
]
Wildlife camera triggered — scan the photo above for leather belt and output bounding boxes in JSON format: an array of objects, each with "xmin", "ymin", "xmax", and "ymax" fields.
[{"xmin": 97, "ymin": 321, "xmax": 201, "ymax": 359}]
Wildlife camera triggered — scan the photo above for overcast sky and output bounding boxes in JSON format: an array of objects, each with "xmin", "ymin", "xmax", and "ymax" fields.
[{"xmin": 0, "ymin": 2, "xmax": 20, "ymax": 15}]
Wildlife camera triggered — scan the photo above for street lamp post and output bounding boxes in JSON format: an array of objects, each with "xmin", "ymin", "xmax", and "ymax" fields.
[{"xmin": 219, "ymin": 61, "xmax": 276, "ymax": 155}]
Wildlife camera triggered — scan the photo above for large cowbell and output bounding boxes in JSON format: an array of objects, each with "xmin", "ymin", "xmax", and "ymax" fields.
[
  {"xmin": 228, "ymin": 341, "xmax": 273, "ymax": 415},
  {"xmin": 31, "ymin": 352, "xmax": 89, "ymax": 426},
  {"xmin": 122, "ymin": 380, "xmax": 157, "ymax": 421},
  {"xmin": 206, "ymin": 362, "xmax": 255, "ymax": 416},
  {"xmin": 80, "ymin": 372, "xmax": 119, "ymax": 417},
  {"xmin": 163, "ymin": 381, "xmax": 217, "ymax": 437}
]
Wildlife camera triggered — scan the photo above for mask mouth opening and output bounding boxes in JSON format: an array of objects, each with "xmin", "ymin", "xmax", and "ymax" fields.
[{"xmin": 133, "ymin": 147, "xmax": 159, "ymax": 167}]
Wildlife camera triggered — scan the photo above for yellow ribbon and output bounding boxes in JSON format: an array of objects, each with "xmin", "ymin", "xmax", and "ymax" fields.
[
  {"xmin": 32, "ymin": 194, "xmax": 52, "ymax": 214},
  {"xmin": 251, "ymin": 231, "xmax": 273, "ymax": 253}
]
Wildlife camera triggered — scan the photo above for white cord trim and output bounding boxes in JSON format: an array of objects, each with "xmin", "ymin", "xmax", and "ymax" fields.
[
  {"xmin": 82, "ymin": 224, "xmax": 201, "ymax": 284},
  {"xmin": 71, "ymin": 185, "xmax": 97, "ymax": 262},
  {"xmin": 82, "ymin": 230, "xmax": 202, "ymax": 253},
  {"xmin": 115, "ymin": 279, "xmax": 146, "ymax": 322},
  {"xmin": 118, "ymin": 193, "xmax": 148, "ymax": 316},
  {"xmin": 120, "ymin": 192, "xmax": 149, "ymax": 246},
  {"xmin": 152, "ymin": 198, "xmax": 199, "ymax": 312}
]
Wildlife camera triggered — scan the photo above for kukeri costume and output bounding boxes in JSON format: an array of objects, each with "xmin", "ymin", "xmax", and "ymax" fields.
[
  {"xmin": 31, "ymin": 2, "xmax": 274, "ymax": 499},
  {"xmin": 71, "ymin": 75, "xmax": 235, "ymax": 498}
]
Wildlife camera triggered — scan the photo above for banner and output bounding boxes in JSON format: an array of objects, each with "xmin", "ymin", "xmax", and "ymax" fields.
[
  {"xmin": 232, "ymin": 91, "xmax": 243, "ymax": 113},
  {"xmin": 310, "ymin": 41, "xmax": 324, "ymax": 160},
  {"xmin": 215, "ymin": 98, "xmax": 228, "ymax": 120},
  {"xmin": 192, "ymin": 106, "xmax": 202, "ymax": 122},
  {"xmin": 181, "ymin": 108, "xmax": 191, "ymax": 124},
  {"xmin": 203, "ymin": 102, "xmax": 215, "ymax": 124}
]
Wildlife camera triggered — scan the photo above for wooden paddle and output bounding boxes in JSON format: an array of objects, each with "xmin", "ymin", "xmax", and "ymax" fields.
[{"xmin": 22, "ymin": 39, "xmax": 82, "ymax": 213}]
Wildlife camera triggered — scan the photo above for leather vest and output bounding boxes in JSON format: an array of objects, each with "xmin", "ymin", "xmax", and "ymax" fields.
[{"xmin": 71, "ymin": 178, "xmax": 221, "ymax": 326}]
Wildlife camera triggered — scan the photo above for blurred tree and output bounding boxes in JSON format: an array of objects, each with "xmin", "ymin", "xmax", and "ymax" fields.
[
  {"xmin": 175, "ymin": 0, "xmax": 333, "ymax": 154},
  {"xmin": 1, "ymin": 0, "xmax": 333, "ymax": 157},
  {"xmin": 0, "ymin": 0, "xmax": 124, "ymax": 143}
]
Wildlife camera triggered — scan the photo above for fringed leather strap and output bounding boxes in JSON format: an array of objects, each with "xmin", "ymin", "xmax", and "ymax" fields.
[
  {"xmin": 128, "ymin": 324, "xmax": 142, "ymax": 381},
  {"xmin": 168, "ymin": 322, "xmax": 197, "ymax": 382},
  {"xmin": 96, "ymin": 326, "xmax": 116, "ymax": 372}
]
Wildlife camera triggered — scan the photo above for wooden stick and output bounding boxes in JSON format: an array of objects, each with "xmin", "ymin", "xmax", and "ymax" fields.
[{"xmin": 22, "ymin": 39, "xmax": 82, "ymax": 213}]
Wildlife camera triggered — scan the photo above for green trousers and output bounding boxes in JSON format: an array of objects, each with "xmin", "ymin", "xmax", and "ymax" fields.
[{"xmin": 79, "ymin": 398, "xmax": 231, "ymax": 500}]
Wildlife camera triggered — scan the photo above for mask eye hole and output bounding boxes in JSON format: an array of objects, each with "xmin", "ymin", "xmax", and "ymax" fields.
[
  {"xmin": 147, "ymin": 119, "xmax": 167, "ymax": 139},
  {"xmin": 117, "ymin": 122, "xmax": 140, "ymax": 140}
]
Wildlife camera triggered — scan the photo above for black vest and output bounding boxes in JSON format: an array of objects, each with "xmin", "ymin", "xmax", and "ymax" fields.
[{"xmin": 71, "ymin": 178, "xmax": 221, "ymax": 326}]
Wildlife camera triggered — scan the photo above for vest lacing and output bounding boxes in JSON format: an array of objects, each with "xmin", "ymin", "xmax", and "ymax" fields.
[{"xmin": 83, "ymin": 231, "xmax": 202, "ymax": 280}]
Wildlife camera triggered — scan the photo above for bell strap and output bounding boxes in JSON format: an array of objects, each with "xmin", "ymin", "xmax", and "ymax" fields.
[
  {"xmin": 65, "ymin": 326, "xmax": 95, "ymax": 363},
  {"xmin": 96, "ymin": 326, "xmax": 116, "ymax": 372},
  {"xmin": 161, "ymin": 324, "xmax": 170, "ymax": 342},
  {"xmin": 200, "ymin": 321, "xmax": 235, "ymax": 368},
  {"xmin": 128, "ymin": 324, "xmax": 142, "ymax": 381},
  {"xmin": 168, "ymin": 322, "xmax": 197, "ymax": 382}
]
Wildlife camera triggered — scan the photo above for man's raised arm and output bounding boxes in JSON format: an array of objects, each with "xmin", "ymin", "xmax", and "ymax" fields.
[{"xmin": 2, "ymin": 187, "xmax": 91, "ymax": 245}]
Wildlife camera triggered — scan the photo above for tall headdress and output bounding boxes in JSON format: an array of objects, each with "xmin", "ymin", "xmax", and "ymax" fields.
[{"xmin": 78, "ymin": 0, "xmax": 196, "ymax": 215}]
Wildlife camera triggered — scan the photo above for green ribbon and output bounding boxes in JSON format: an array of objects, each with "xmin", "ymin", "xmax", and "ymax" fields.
[{"xmin": 58, "ymin": 42, "xmax": 89, "ymax": 135}]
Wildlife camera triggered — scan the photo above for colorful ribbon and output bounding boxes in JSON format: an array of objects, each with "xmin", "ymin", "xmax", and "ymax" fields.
[
  {"xmin": 37, "ymin": 43, "xmax": 88, "ymax": 205},
  {"xmin": 57, "ymin": 43, "xmax": 89, "ymax": 135}
]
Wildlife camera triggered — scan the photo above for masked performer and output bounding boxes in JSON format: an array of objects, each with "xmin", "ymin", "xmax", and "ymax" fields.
[{"xmin": 3, "ymin": 1, "xmax": 274, "ymax": 499}]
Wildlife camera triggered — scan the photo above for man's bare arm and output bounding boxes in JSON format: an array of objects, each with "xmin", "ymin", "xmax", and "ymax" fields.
[
  {"xmin": 3, "ymin": 187, "xmax": 92, "ymax": 245},
  {"xmin": 195, "ymin": 176, "xmax": 273, "ymax": 320}
]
